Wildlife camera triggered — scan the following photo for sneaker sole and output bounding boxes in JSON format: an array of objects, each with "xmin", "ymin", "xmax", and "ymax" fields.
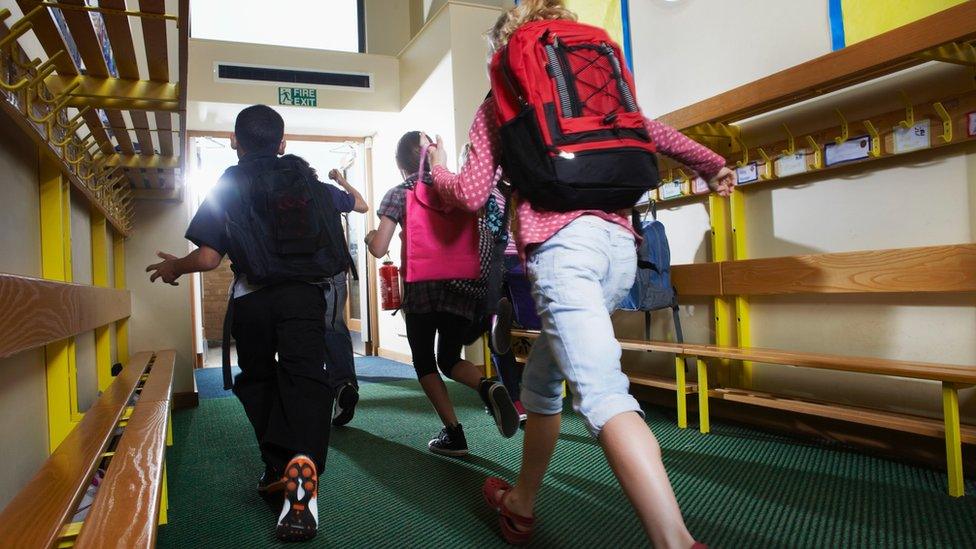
[
  {"xmin": 276, "ymin": 459, "xmax": 318, "ymax": 542},
  {"xmin": 332, "ymin": 385, "xmax": 359, "ymax": 426},
  {"xmin": 488, "ymin": 384, "xmax": 520, "ymax": 438},
  {"xmin": 491, "ymin": 299, "xmax": 513, "ymax": 354},
  {"xmin": 428, "ymin": 444, "xmax": 470, "ymax": 457}
]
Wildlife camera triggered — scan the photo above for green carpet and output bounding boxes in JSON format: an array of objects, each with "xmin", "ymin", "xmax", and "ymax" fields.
[{"xmin": 158, "ymin": 380, "xmax": 976, "ymax": 548}]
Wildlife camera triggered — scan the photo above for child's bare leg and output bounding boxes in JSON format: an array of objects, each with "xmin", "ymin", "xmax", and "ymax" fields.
[
  {"xmin": 600, "ymin": 412, "xmax": 695, "ymax": 549},
  {"xmin": 418, "ymin": 373, "xmax": 459, "ymax": 426},
  {"xmin": 447, "ymin": 359, "xmax": 482, "ymax": 389},
  {"xmin": 500, "ymin": 411, "xmax": 561, "ymax": 523}
]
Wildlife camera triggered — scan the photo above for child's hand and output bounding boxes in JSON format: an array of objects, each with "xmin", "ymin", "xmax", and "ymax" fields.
[
  {"xmin": 328, "ymin": 169, "xmax": 346, "ymax": 184},
  {"xmin": 708, "ymin": 167, "xmax": 736, "ymax": 197},
  {"xmin": 428, "ymin": 135, "xmax": 447, "ymax": 168},
  {"xmin": 146, "ymin": 251, "xmax": 181, "ymax": 286}
]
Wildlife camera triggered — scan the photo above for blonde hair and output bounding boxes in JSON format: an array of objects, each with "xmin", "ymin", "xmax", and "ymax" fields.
[{"xmin": 488, "ymin": 0, "xmax": 576, "ymax": 52}]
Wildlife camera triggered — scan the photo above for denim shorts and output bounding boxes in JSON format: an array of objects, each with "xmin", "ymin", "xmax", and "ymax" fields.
[{"xmin": 521, "ymin": 215, "xmax": 641, "ymax": 437}]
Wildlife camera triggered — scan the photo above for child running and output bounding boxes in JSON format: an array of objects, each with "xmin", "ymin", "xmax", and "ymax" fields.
[
  {"xmin": 364, "ymin": 131, "xmax": 521, "ymax": 456},
  {"xmin": 147, "ymin": 105, "xmax": 351, "ymax": 542},
  {"xmin": 427, "ymin": 1, "xmax": 735, "ymax": 546}
]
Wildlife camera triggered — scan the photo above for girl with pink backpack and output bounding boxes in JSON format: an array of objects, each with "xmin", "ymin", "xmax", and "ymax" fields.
[{"xmin": 365, "ymin": 131, "xmax": 521, "ymax": 456}]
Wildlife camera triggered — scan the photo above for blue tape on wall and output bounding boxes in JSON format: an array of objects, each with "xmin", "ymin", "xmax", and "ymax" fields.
[
  {"xmin": 621, "ymin": 0, "xmax": 634, "ymax": 71},
  {"xmin": 828, "ymin": 0, "xmax": 846, "ymax": 50}
]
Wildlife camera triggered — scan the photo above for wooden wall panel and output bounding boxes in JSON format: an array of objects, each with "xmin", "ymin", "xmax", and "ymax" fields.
[
  {"xmin": 672, "ymin": 263, "xmax": 723, "ymax": 296},
  {"xmin": 0, "ymin": 273, "xmax": 130, "ymax": 358},
  {"xmin": 721, "ymin": 244, "xmax": 976, "ymax": 296}
]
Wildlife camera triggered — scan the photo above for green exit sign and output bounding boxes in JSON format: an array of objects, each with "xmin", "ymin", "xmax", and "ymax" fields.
[{"xmin": 278, "ymin": 87, "xmax": 317, "ymax": 107}]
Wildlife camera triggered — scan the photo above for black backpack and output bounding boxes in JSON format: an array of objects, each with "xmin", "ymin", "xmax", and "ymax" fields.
[{"xmin": 219, "ymin": 160, "xmax": 352, "ymax": 285}]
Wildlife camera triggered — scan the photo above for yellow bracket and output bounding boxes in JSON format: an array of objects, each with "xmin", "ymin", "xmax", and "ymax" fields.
[
  {"xmin": 9, "ymin": 5, "xmax": 44, "ymax": 30},
  {"xmin": 64, "ymin": 138, "xmax": 95, "ymax": 166},
  {"xmin": 781, "ymin": 123, "xmax": 796, "ymax": 156},
  {"xmin": 55, "ymin": 106, "xmax": 91, "ymax": 130},
  {"xmin": 676, "ymin": 168, "xmax": 691, "ymax": 194},
  {"xmin": 757, "ymin": 147, "xmax": 774, "ymax": 180},
  {"xmin": 88, "ymin": 171, "xmax": 127, "ymax": 193},
  {"xmin": 932, "ymin": 102, "xmax": 952, "ymax": 143},
  {"xmin": 17, "ymin": 55, "xmax": 61, "ymax": 92},
  {"xmin": 898, "ymin": 90, "xmax": 914, "ymax": 129},
  {"xmin": 917, "ymin": 41, "xmax": 976, "ymax": 67},
  {"xmin": 863, "ymin": 120, "xmax": 882, "ymax": 158},
  {"xmin": 734, "ymin": 134, "xmax": 749, "ymax": 168},
  {"xmin": 805, "ymin": 135, "xmax": 823, "ymax": 169},
  {"xmin": 834, "ymin": 109, "xmax": 849, "ymax": 145},
  {"xmin": 51, "ymin": 118, "xmax": 86, "ymax": 147},
  {"xmin": 27, "ymin": 82, "xmax": 80, "ymax": 124},
  {"xmin": 696, "ymin": 358, "xmax": 710, "ymax": 434},
  {"xmin": 0, "ymin": 20, "xmax": 32, "ymax": 51}
]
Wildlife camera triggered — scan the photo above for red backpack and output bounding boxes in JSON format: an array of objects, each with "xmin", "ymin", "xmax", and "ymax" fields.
[{"xmin": 489, "ymin": 19, "xmax": 659, "ymax": 212}]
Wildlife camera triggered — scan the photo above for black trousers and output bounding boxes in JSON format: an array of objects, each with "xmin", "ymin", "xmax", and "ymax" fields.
[
  {"xmin": 231, "ymin": 282, "xmax": 334, "ymax": 472},
  {"xmin": 403, "ymin": 311, "xmax": 471, "ymax": 379}
]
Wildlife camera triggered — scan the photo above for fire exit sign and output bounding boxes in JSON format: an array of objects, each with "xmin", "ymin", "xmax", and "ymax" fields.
[{"xmin": 278, "ymin": 87, "xmax": 317, "ymax": 107}]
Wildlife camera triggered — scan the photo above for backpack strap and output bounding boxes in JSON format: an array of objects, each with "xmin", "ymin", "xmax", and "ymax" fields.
[
  {"xmin": 498, "ymin": 46, "xmax": 528, "ymax": 107},
  {"xmin": 221, "ymin": 275, "xmax": 238, "ymax": 390}
]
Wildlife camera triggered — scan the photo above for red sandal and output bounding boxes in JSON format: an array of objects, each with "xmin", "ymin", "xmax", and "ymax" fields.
[{"xmin": 482, "ymin": 477, "xmax": 536, "ymax": 545}]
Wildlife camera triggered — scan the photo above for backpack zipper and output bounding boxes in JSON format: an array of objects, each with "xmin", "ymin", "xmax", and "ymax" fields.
[{"xmin": 544, "ymin": 43, "xmax": 574, "ymax": 118}]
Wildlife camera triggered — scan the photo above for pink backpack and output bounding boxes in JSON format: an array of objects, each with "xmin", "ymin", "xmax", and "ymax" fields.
[{"xmin": 402, "ymin": 144, "xmax": 481, "ymax": 283}]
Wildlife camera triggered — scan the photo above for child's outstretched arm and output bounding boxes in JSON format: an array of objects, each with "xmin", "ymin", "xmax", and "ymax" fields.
[
  {"xmin": 644, "ymin": 118, "xmax": 735, "ymax": 197},
  {"xmin": 146, "ymin": 246, "xmax": 223, "ymax": 285},
  {"xmin": 429, "ymin": 101, "xmax": 501, "ymax": 212},
  {"xmin": 328, "ymin": 169, "xmax": 369, "ymax": 213}
]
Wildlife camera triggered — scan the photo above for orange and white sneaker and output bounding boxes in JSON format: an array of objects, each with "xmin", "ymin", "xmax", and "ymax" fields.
[{"xmin": 276, "ymin": 455, "xmax": 319, "ymax": 542}]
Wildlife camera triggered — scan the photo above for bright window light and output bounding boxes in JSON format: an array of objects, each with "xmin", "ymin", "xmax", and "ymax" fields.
[{"xmin": 191, "ymin": 0, "xmax": 362, "ymax": 53}]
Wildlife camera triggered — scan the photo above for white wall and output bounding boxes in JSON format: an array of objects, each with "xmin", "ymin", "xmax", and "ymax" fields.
[
  {"xmin": 126, "ymin": 200, "xmax": 196, "ymax": 395},
  {"xmin": 628, "ymin": 0, "xmax": 976, "ymax": 421},
  {"xmin": 0, "ymin": 111, "xmax": 49, "ymax": 511},
  {"xmin": 69, "ymin": 193, "xmax": 98, "ymax": 412},
  {"xmin": 632, "ymin": 0, "xmax": 831, "ymax": 118},
  {"xmin": 371, "ymin": 53, "xmax": 458, "ymax": 357}
]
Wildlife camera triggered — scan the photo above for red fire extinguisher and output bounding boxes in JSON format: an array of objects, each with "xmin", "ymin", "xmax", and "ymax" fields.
[{"xmin": 379, "ymin": 260, "xmax": 402, "ymax": 311}]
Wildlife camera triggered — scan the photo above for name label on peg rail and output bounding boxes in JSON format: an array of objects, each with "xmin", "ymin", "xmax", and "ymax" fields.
[
  {"xmin": 659, "ymin": 180, "xmax": 684, "ymax": 200},
  {"xmin": 893, "ymin": 119, "xmax": 931, "ymax": 154},
  {"xmin": 825, "ymin": 135, "xmax": 871, "ymax": 166},
  {"xmin": 775, "ymin": 153, "xmax": 807, "ymax": 177},
  {"xmin": 968, "ymin": 111, "xmax": 976, "ymax": 138},
  {"xmin": 735, "ymin": 162, "xmax": 759, "ymax": 185}
]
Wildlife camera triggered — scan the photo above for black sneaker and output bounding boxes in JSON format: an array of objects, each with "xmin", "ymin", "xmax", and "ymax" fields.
[
  {"xmin": 332, "ymin": 383, "xmax": 359, "ymax": 427},
  {"xmin": 276, "ymin": 455, "xmax": 319, "ymax": 542},
  {"xmin": 257, "ymin": 465, "xmax": 284, "ymax": 497},
  {"xmin": 479, "ymin": 379, "xmax": 520, "ymax": 438},
  {"xmin": 491, "ymin": 297, "xmax": 514, "ymax": 354},
  {"xmin": 428, "ymin": 424, "xmax": 469, "ymax": 457}
]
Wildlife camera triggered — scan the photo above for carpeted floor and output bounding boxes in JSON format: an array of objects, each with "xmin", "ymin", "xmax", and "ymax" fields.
[
  {"xmin": 161, "ymin": 367, "xmax": 976, "ymax": 548},
  {"xmin": 194, "ymin": 356, "xmax": 416, "ymax": 400}
]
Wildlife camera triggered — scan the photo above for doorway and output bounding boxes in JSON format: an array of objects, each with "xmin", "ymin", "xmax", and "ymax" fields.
[{"xmin": 186, "ymin": 133, "xmax": 379, "ymax": 367}]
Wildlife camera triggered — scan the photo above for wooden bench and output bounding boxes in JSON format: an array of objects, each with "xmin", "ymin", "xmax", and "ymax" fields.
[
  {"xmin": 0, "ymin": 350, "xmax": 175, "ymax": 548},
  {"xmin": 511, "ymin": 243, "xmax": 976, "ymax": 497}
]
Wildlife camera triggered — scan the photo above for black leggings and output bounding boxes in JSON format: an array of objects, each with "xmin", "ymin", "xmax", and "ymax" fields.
[{"xmin": 403, "ymin": 311, "xmax": 471, "ymax": 379}]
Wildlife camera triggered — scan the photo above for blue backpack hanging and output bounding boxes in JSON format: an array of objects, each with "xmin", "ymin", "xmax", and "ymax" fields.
[{"xmin": 619, "ymin": 203, "xmax": 684, "ymax": 345}]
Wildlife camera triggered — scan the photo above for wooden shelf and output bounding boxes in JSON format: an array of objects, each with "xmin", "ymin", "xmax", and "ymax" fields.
[
  {"xmin": 628, "ymin": 372, "xmax": 697, "ymax": 394},
  {"xmin": 709, "ymin": 387, "xmax": 976, "ymax": 444},
  {"xmin": 657, "ymin": 2, "xmax": 976, "ymax": 131}
]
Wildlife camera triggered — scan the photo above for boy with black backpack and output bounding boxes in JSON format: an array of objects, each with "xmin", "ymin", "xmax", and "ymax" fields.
[{"xmin": 146, "ymin": 105, "xmax": 349, "ymax": 542}]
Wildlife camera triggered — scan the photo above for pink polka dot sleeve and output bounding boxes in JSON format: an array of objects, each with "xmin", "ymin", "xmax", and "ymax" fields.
[
  {"xmin": 431, "ymin": 101, "xmax": 500, "ymax": 213},
  {"xmin": 645, "ymin": 118, "xmax": 727, "ymax": 180}
]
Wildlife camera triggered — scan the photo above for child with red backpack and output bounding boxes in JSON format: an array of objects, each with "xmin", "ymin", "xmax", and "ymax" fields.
[
  {"xmin": 364, "ymin": 131, "xmax": 521, "ymax": 456},
  {"xmin": 428, "ymin": 1, "xmax": 735, "ymax": 546}
]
